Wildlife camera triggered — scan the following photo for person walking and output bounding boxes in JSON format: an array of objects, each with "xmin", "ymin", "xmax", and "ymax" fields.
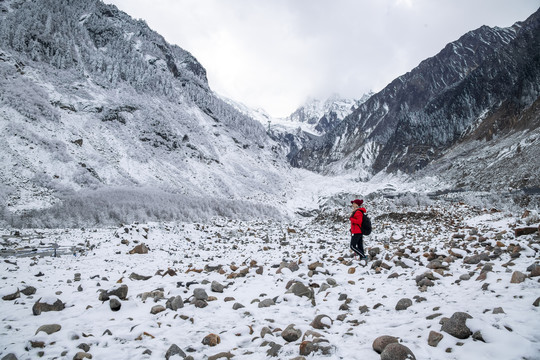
[{"xmin": 350, "ymin": 199, "xmax": 367, "ymax": 262}]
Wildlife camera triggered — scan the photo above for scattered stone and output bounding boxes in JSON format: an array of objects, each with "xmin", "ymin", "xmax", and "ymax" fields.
[
  {"xmin": 109, "ymin": 298, "xmax": 121, "ymax": 311},
  {"xmin": 528, "ymin": 264, "xmax": 540, "ymax": 277},
  {"xmin": 208, "ymin": 351, "xmax": 234, "ymax": 360},
  {"xmin": 166, "ymin": 295, "xmax": 184, "ymax": 310},
  {"xmin": 258, "ymin": 298, "xmax": 275, "ymax": 308},
  {"xmin": 395, "ymin": 298, "xmax": 413, "ymax": 311},
  {"xmin": 193, "ymin": 288, "xmax": 209, "ymax": 301},
  {"xmin": 32, "ymin": 298, "xmax": 65, "ymax": 315},
  {"xmin": 428, "ymin": 331, "xmax": 443, "ymax": 347},
  {"xmin": 35, "ymin": 324, "xmax": 61, "ymax": 335},
  {"xmin": 380, "ymin": 343, "xmax": 416, "ymax": 360},
  {"xmin": 533, "ymin": 297, "xmax": 540, "ymax": 307},
  {"xmin": 472, "ymin": 331, "xmax": 485, "ymax": 342},
  {"xmin": 441, "ymin": 312, "xmax": 473, "ymax": 339},
  {"xmin": 310, "ymin": 314, "xmax": 333, "ymax": 329},
  {"xmin": 492, "ymin": 307, "xmax": 505, "ymax": 314},
  {"xmin": 77, "ymin": 343, "xmax": 91, "ymax": 352},
  {"xmin": 372, "ymin": 335, "xmax": 399, "ymax": 353},
  {"xmin": 281, "ymin": 324, "xmax": 302, "ymax": 342},
  {"xmin": 129, "ymin": 272, "xmax": 152, "ymax": 281},
  {"xmin": 150, "ymin": 305, "xmax": 165, "ymax": 314},
  {"xmin": 2, "ymin": 289, "xmax": 20, "ymax": 301},
  {"xmin": 463, "ymin": 253, "xmax": 490, "ymax": 264},
  {"xmin": 211, "ymin": 281, "xmax": 224, "ymax": 293},
  {"xmin": 73, "ymin": 352, "xmax": 92, "ymax": 360},
  {"xmin": 129, "ymin": 243, "xmax": 149, "ymax": 254},
  {"xmin": 165, "ymin": 344, "xmax": 186, "ymax": 360},
  {"xmin": 510, "ymin": 271, "xmax": 526, "ymax": 284},
  {"xmin": 21, "ymin": 286, "xmax": 37, "ymax": 296},
  {"xmin": 261, "ymin": 327, "xmax": 273, "ymax": 338},
  {"xmin": 266, "ymin": 341, "xmax": 282, "ymax": 357},
  {"xmin": 232, "ymin": 302, "xmax": 245, "ymax": 310},
  {"xmin": 202, "ymin": 333, "xmax": 221, "ymax": 346},
  {"xmin": 99, "ymin": 285, "xmax": 128, "ymax": 301},
  {"xmin": 299, "ymin": 339, "xmax": 333, "ymax": 356},
  {"xmin": 1, "ymin": 354, "xmax": 17, "ymax": 360}
]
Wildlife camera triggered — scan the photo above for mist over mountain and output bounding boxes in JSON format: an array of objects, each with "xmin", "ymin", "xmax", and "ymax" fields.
[{"xmin": 290, "ymin": 8, "xmax": 540, "ymax": 191}]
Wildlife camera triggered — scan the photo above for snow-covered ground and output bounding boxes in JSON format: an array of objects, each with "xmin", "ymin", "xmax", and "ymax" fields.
[{"xmin": 1, "ymin": 194, "xmax": 539, "ymax": 360}]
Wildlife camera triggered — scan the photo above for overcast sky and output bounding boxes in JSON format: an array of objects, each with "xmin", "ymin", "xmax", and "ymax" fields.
[{"xmin": 104, "ymin": 0, "xmax": 539, "ymax": 118}]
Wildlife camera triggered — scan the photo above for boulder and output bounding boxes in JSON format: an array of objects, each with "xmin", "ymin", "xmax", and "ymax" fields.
[
  {"xmin": 395, "ymin": 298, "xmax": 413, "ymax": 311},
  {"xmin": 372, "ymin": 335, "xmax": 399, "ymax": 354},
  {"xmin": 32, "ymin": 298, "xmax": 65, "ymax": 315},
  {"xmin": 380, "ymin": 343, "xmax": 416, "ymax": 360},
  {"xmin": 281, "ymin": 324, "xmax": 302, "ymax": 342},
  {"xmin": 441, "ymin": 312, "xmax": 472, "ymax": 339}
]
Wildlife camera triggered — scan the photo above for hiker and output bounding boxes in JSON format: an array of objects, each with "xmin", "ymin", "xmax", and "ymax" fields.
[{"xmin": 350, "ymin": 199, "xmax": 367, "ymax": 261}]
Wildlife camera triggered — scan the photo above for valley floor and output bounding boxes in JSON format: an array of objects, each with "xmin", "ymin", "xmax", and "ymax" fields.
[{"xmin": 0, "ymin": 201, "xmax": 539, "ymax": 360}]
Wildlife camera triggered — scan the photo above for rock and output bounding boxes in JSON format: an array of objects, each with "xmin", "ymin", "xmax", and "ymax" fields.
[
  {"xmin": 150, "ymin": 305, "xmax": 165, "ymax": 314},
  {"xmin": 202, "ymin": 333, "xmax": 221, "ymax": 346},
  {"xmin": 533, "ymin": 297, "xmax": 540, "ymax": 307},
  {"xmin": 266, "ymin": 341, "xmax": 282, "ymax": 357},
  {"xmin": 372, "ymin": 335, "xmax": 399, "ymax": 354},
  {"xmin": 510, "ymin": 271, "xmax": 527, "ymax": 284},
  {"xmin": 208, "ymin": 352, "xmax": 234, "ymax": 360},
  {"xmin": 99, "ymin": 285, "xmax": 128, "ymax": 301},
  {"xmin": 428, "ymin": 331, "xmax": 443, "ymax": 347},
  {"xmin": 395, "ymin": 298, "xmax": 413, "ymax": 311},
  {"xmin": 32, "ymin": 298, "xmax": 65, "ymax": 315},
  {"xmin": 193, "ymin": 299, "xmax": 208, "ymax": 308},
  {"xmin": 138, "ymin": 289, "xmax": 165, "ymax": 302},
  {"xmin": 441, "ymin": 312, "xmax": 472, "ymax": 339},
  {"xmin": 77, "ymin": 343, "xmax": 91, "ymax": 352},
  {"xmin": 193, "ymin": 288, "xmax": 208, "ymax": 301},
  {"xmin": 261, "ymin": 327, "xmax": 273, "ymax": 338},
  {"xmin": 359, "ymin": 305, "xmax": 369, "ymax": 314},
  {"xmin": 286, "ymin": 281, "xmax": 314, "ymax": 299},
  {"xmin": 258, "ymin": 298, "xmax": 275, "ymax": 308},
  {"xmin": 281, "ymin": 324, "xmax": 302, "ymax": 342},
  {"xmin": 2, "ymin": 289, "xmax": 20, "ymax": 301},
  {"xmin": 129, "ymin": 272, "xmax": 152, "ymax": 281},
  {"xmin": 166, "ymin": 295, "xmax": 184, "ymax": 310},
  {"xmin": 463, "ymin": 253, "xmax": 490, "ymax": 264},
  {"xmin": 129, "ymin": 243, "xmax": 149, "ymax": 254},
  {"xmin": 109, "ymin": 298, "xmax": 121, "ymax": 311},
  {"xmin": 529, "ymin": 265, "xmax": 540, "ymax": 277},
  {"xmin": 211, "ymin": 281, "xmax": 224, "ymax": 293},
  {"xmin": 73, "ymin": 352, "xmax": 92, "ymax": 360},
  {"xmin": 472, "ymin": 331, "xmax": 485, "ymax": 342},
  {"xmin": 308, "ymin": 261, "xmax": 323, "ymax": 271},
  {"xmin": 1, "ymin": 354, "xmax": 17, "ymax": 360},
  {"xmin": 492, "ymin": 307, "xmax": 505, "ymax": 314},
  {"xmin": 21, "ymin": 286, "xmax": 36, "ymax": 296},
  {"xmin": 232, "ymin": 302, "xmax": 245, "ymax": 310},
  {"xmin": 35, "ymin": 324, "xmax": 61, "ymax": 335},
  {"xmin": 310, "ymin": 314, "xmax": 333, "ymax": 329},
  {"xmin": 299, "ymin": 339, "xmax": 333, "ymax": 356},
  {"xmin": 165, "ymin": 344, "xmax": 186, "ymax": 360},
  {"xmin": 380, "ymin": 343, "xmax": 416, "ymax": 360},
  {"xmin": 514, "ymin": 227, "xmax": 538, "ymax": 237}
]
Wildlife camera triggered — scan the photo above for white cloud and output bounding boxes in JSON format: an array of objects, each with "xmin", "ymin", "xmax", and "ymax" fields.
[{"xmin": 105, "ymin": 0, "xmax": 539, "ymax": 117}]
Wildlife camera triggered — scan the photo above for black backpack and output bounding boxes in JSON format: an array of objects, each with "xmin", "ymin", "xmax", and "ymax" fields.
[{"xmin": 361, "ymin": 212, "xmax": 372, "ymax": 235}]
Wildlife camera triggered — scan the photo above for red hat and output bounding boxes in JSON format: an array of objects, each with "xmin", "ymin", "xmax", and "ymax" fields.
[{"xmin": 351, "ymin": 199, "xmax": 363, "ymax": 206}]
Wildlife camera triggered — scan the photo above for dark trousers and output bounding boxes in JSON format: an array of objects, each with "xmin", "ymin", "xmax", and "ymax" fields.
[{"xmin": 350, "ymin": 233, "xmax": 364, "ymax": 257}]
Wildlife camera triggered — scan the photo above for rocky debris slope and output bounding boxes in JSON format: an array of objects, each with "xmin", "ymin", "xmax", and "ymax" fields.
[{"xmin": 0, "ymin": 200, "xmax": 539, "ymax": 359}]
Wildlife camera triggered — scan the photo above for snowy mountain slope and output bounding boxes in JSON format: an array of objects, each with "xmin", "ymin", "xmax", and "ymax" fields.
[
  {"xmin": 291, "ymin": 8, "xmax": 540, "ymax": 191},
  {"xmin": 0, "ymin": 0, "xmax": 296, "ymax": 225}
]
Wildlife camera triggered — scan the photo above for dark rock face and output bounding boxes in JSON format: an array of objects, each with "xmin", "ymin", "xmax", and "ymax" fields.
[{"xmin": 291, "ymin": 9, "xmax": 540, "ymax": 187}]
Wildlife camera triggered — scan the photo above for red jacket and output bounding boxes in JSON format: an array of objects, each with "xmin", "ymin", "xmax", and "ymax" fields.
[{"xmin": 350, "ymin": 208, "xmax": 366, "ymax": 234}]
